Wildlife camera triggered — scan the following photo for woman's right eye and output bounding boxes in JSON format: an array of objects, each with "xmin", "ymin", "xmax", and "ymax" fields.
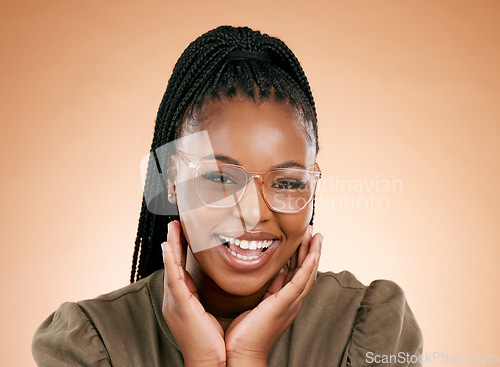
[{"xmin": 201, "ymin": 171, "xmax": 235, "ymax": 184}]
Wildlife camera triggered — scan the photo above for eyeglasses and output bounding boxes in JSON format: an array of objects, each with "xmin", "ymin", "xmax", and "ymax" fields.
[{"xmin": 176, "ymin": 150, "xmax": 321, "ymax": 214}]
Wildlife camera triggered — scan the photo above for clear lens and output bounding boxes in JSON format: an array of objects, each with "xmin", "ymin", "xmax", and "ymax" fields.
[
  {"xmin": 196, "ymin": 163, "xmax": 249, "ymax": 206},
  {"xmin": 265, "ymin": 169, "xmax": 315, "ymax": 212}
]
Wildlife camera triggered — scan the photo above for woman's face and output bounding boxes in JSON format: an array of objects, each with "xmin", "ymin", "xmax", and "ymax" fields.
[{"xmin": 171, "ymin": 97, "xmax": 317, "ymax": 296}]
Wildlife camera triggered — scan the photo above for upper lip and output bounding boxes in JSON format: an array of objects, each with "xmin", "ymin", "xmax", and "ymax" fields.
[{"xmin": 217, "ymin": 231, "xmax": 280, "ymax": 241}]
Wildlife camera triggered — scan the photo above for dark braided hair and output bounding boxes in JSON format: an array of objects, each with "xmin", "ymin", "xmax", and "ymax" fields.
[{"xmin": 131, "ymin": 25, "xmax": 319, "ymax": 283}]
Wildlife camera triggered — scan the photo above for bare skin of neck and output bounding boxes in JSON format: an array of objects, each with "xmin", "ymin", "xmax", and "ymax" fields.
[{"xmin": 186, "ymin": 248, "xmax": 272, "ymax": 332}]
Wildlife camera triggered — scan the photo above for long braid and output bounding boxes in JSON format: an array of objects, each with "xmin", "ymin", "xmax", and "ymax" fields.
[{"xmin": 131, "ymin": 25, "xmax": 319, "ymax": 282}]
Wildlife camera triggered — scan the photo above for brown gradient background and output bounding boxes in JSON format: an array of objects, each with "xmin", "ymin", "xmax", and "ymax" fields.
[{"xmin": 1, "ymin": 1, "xmax": 499, "ymax": 366}]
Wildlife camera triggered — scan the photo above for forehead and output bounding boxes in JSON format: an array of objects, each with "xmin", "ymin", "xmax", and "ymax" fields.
[{"xmin": 179, "ymin": 98, "xmax": 316, "ymax": 170}]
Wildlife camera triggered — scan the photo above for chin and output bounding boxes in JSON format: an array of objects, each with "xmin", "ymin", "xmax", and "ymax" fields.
[{"xmin": 214, "ymin": 273, "xmax": 272, "ymax": 297}]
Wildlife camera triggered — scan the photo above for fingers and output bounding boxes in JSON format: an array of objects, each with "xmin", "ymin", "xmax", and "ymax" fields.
[
  {"xmin": 263, "ymin": 271, "xmax": 286, "ymax": 300},
  {"xmin": 285, "ymin": 252, "xmax": 297, "ymax": 284},
  {"xmin": 297, "ymin": 225, "xmax": 313, "ymax": 268},
  {"xmin": 302, "ymin": 232, "xmax": 322, "ymax": 282},
  {"xmin": 162, "ymin": 241, "xmax": 191, "ymax": 304},
  {"xmin": 260, "ymin": 253, "xmax": 316, "ymax": 316},
  {"xmin": 166, "ymin": 220, "xmax": 189, "ymax": 282},
  {"xmin": 168, "ymin": 221, "xmax": 184, "ymax": 267},
  {"xmin": 178, "ymin": 221, "xmax": 188, "ymax": 269},
  {"xmin": 162, "ymin": 223, "xmax": 200, "ymax": 308},
  {"xmin": 299, "ymin": 233, "xmax": 323, "ymax": 302},
  {"xmin": 285, "ymin": 225, "xmax": 312, "ymax": 284},
  {"xmin": 289, "ymin": 254, "xmax": 297, "ymax": 272},
  {"xmin": 283, "ymin": 250, "xmax": 319, "ymax": 304},
  {"xmin": 264, "ymin": 232, "xmax": 323, "ymax": 311}
]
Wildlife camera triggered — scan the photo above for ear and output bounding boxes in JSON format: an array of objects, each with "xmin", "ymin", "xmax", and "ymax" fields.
[{"xmin": 166, "ymin": 154, "xmax": 178, "ymax": 204}]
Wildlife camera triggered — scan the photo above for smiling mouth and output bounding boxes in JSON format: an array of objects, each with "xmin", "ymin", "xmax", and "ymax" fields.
[{"xmin": 216, "ymin": 234, "xmax": 279, "ymax": 261}]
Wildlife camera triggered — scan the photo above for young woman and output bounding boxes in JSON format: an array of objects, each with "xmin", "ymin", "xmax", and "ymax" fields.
[{"xmin": 33, "ymin": 25, "xmax": 423, "ymax": 366}]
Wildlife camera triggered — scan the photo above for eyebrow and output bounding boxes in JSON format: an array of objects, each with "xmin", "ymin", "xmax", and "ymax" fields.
[{"xmin": 201, "ymin": 154, "xmax": 307, "ymax": 170}]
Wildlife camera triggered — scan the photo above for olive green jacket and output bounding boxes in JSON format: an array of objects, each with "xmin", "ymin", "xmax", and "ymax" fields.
[{"xmin": 32, "ymin": 270, "xmax": 423, "ymax": 366}]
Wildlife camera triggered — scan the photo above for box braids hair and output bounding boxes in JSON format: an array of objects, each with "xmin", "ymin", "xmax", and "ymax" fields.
[{"xmin": 131, "ymin": 25, "xmax": 319, "ymax": 282}]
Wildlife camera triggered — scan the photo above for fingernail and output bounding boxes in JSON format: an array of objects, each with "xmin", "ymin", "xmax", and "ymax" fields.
[
  {"xmin": 314, "ymin": 252, "xmax": 320, "ymax": 263},
  {"xmin": 161, "ymin": 242, "xmax": 165, "ymax": 254},
  {"xmin": 168, "ymin": 221, "xmax": 172, "ymax": 231},
  {"xmin": 309, "ymin": 225, "xmax": 313, "ymax": 236},
  {"xmin": 319, "ymin": 234, "xmax": 324, "ymax": 245}
]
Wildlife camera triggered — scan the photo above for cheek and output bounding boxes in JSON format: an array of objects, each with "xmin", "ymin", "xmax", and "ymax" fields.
[
  {"xmin": 179, "ymin": 207, "xmax": 224, "ymax": 253},
  {"xmin": 278, "ymin": 201, "xmax": 314, "ymax": 249}
]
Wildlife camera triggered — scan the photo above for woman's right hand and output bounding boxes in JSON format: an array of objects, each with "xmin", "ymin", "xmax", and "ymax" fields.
[{"xmin": 161, "ymin": 220, "xmax": 226, "ymax": 367}]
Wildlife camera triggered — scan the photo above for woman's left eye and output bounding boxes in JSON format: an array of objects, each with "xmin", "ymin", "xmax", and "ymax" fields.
[{"xmin": 272, "ymin": 179, "xmax": 307, "ymax": 190}]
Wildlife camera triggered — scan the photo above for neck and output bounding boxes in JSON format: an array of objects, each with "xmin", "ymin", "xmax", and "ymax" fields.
[{"xmin": 186, "ymin": 249, "xmax": 270, "ymax": 331}]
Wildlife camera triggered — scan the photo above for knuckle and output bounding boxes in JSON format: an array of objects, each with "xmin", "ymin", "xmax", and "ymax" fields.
[
  {"xmin": 289, "ymin": 278, "xmax": 306, "ymax": 294},
  {"xmin": 165, "ymin": 274, "xmax": 183, "ymax": 288}
]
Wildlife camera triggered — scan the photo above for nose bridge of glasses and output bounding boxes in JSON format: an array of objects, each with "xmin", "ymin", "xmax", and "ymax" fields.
[
  {"xmin": 239, "ymin": 173, "xmax": 273, "ymax": 212},
  {"xmin": 232, "ymin": 177, "xmax": 269, "ymax": 226},
  {"xmin": 249, "ymin": 173, "xmax": 265, "ymax": 185},
  {"xmin": 239, "ymin": 173, "xmax": 265, "ymax": 204}
]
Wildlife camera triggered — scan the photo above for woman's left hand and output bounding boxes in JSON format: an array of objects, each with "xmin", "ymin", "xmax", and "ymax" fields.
[{"xmin": 224, "ymin": 226, "xmax": 323, "ymax": 367}]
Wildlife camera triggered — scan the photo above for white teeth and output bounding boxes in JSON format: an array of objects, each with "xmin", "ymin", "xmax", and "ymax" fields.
[
  {"xmin": 227, "ymin": 250, "xmax": 258, "ymax": 261},
  {"xmin": 220, "ymin": 235, "xmax": 274, "ymax": 250},
  {"xmin": 261, "ymin": 240, "xmax": 273, "ymax": 249},
  {"xmin": 220, "ymin": 235, "xmax": 278, "ymax": 261}
]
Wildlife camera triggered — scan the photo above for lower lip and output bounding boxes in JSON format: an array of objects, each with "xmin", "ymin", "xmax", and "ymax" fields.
[{"xmin": 214, "ymin": 236, "xmax": 281, "ymax": 271}]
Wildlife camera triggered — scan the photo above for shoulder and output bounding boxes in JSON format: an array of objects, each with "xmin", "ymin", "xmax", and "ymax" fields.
[
  {"xmin": 288, "ymin": 271, "xmax": 423, "ymax": 366},
  {"xmin": 346, "ymin": 277, "xmax": 424, "ymax": 366},
  {"xmin": 304, "ymin": 270, "xmax": 367, "ymax": 309},
  {"xmin": 75, "ymin": 270, "xmax": 179, "ymax": 361},
  {"xmin": 76, "ymin": 273, "xmax": 152, "ymax": 315},
  {"xmin": 315, "ymin": 270, "xmax": 367, "ymax": 290},
  {"xmin": 310, "ymin": 271, "xmax": 421, "ymax": 327},
  {"xmin": 353, "ymin": 277, "xmax": 423, "ymax": 340},
  {"xmin": 32, "ymin": 270, "xmax": 172, "ymax": 366},
  {"xmin": 32, "ymin": 301, "xmax": 111, "ymax": 366}
]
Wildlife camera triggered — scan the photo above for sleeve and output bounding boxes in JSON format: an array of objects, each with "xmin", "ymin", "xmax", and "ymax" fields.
[
  {"xmin": 343, "ymin": 280, "xmax": 424, "ymax": 367},
  {"xmin": 32, "ymin": 302, "xmax": 111, "ymax": 367}
]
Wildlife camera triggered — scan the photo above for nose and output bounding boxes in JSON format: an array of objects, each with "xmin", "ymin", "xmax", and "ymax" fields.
[{"xmin": 232, "ymin": 177, "xmax": 273, "ymax": 228}]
